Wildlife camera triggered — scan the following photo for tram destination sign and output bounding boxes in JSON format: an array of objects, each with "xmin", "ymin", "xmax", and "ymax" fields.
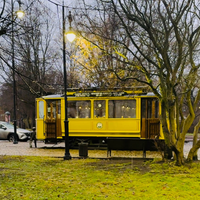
[{"xmin": 75, "ymin": 92, "xmax": 126, "ymax": 97}]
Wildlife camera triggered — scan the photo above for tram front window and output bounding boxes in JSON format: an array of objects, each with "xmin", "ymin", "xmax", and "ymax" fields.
[
  {"xmin": 68, "ymin": 101, "xmax": 91, "ymax": 118},
  {"xmin": 109, "ymin": 100, "xmax": 136, "ymax": 118},
  {"xmin": 94, "ymin": 100, "xmax": 105, "ymax": 118},
  {"xmin": 47, "ymin": 101, "xmax": 56, "ymax": 119},
  {"xmin": 38, "ymin": 101, "xmax": 44, "ymax": 118},
  {"xmin": 46, "ymin": 100, "xmax": 61, "ymax": 122}
]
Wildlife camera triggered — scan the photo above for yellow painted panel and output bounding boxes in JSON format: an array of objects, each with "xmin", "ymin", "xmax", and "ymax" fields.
[
  {"xmin": 107, "ymin": 119, "xmax": 140, "ymax": 131},
  {"xmin": 68, "ymin": 119, "xmax": 140, "ymax": 133},
  {"xmin": 69, "ymin": 120, "xmax": 92, "ymax": 130},
  {"xmin": 36, "ymin": 119, "xmax": 45, "ymax": 139}
]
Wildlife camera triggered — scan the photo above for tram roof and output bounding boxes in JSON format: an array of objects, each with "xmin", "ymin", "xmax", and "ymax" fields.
[
  {"xmin": 35, "ymin": 85, "xmax": 158, "ymax": 99},
  {"xmin": 38, "ymin": 86, "xmax": 156, "ymax": 99},
  {"xmin": 40, "ymin": 91, "xmax": 156, "ymax": 99},
  {"xmin": 41, "ymin": 94, "xmax": 63, "ymax": 98},
  {"xmin": 68, "ymin": 86, "xmax": 151, "ymax": 96}
]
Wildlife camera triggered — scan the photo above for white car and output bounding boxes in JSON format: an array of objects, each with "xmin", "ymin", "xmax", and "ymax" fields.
[{"xmin": 0, "ymin": 121, "xmax": 31, "ymax": 141}]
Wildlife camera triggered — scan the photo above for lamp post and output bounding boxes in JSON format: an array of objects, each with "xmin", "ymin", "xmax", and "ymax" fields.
[
  {"xmin": 11, "ymin": 0, "xmax": 24, "ymax": 144},
  {"xmin": 62, "ymin": 3, "xmax": 76, "ymax": 160}
]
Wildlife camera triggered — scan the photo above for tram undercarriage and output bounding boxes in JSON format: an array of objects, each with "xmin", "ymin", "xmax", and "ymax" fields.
[{"xmin": 44, "ymin": 136, "xmax": 165, "ymax": 152}]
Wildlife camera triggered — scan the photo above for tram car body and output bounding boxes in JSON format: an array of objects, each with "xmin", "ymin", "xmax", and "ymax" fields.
[{"xmin": 35, "ymin": 89, "xmax": 164, "ymax": 151}]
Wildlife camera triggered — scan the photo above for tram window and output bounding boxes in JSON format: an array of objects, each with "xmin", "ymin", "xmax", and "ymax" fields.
[
  {"xmin": 147, "ymin": 100, "xmax": 152, "ymax": 118},
  {"xmin": 109, "ymin": 100, "xmax": 136, "ymax": 118},
  {"xmin": 47, "ymin": 100, "xmax": 60, "ymax": 119},
  {"xmin": 68, "ymin": 101, "xmax": 91, "ymax": 118},
  {"xmin": 141, "ymin": 98, "xmax": 159, "ymax": 118},
  {"xmin": 47, "ymin": 101, "xmax": 56, "ymax": 119},
  {"xmin": 94, "ymin": 100, "xmax": 105, "ymax": 118},
  {"xmin": 39, "ymin": 101, "xmax": 44, "ymax": 118},
  {"xmin": 155, "ymin": 100, "xmax": 159, "ymax": 118},
  {"xmin": 57, "ymin": 101, "xmax": 61, "ymax": 118},
  {"xmin": 141, "ymin": 99, "xmax": 147, "ymax": 118}
]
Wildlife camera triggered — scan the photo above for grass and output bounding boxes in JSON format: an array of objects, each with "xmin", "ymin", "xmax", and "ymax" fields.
[{"xmin": 1, "ymin": 156, "xmax": 200, "ymax": 200}]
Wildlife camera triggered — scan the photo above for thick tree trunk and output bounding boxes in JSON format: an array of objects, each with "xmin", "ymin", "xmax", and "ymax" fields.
[
  {"xmin": 174, "ymin": 138, "xmax": 185, "ymax": 165},
  {"xmin": 164, "ymin": 145, "xmax": 173, "ymax": 159},
  {"xmin": 174, "ymin": 150, "xmax": 184, "ymax": 166}
]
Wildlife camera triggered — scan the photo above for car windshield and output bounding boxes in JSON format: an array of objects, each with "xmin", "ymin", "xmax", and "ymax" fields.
[{"xmin": 1, "ymin": 122, "xmax": 14, "ymax": 129}]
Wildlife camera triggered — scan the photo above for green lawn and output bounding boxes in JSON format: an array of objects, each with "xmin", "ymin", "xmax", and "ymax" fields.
[{"xmin": 0, "ymin": 156, "xmax": 200, "ymax": 200}]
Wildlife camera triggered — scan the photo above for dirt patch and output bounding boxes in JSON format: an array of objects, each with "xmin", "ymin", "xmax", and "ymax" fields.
[
  {"xmin": 86, "ymin": 158, "xmax": 152, "ymax": 173},
  {"xmin": 0, "ymin": 155, "xmax": 26, "ymax": 163}
]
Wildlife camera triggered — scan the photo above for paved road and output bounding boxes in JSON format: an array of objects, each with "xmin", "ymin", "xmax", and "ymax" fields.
[
  {"xmin": 0, "ymin": 139, "xmax": 198, "ymax": 159},
  {"xmin": 0, "ymin": 140, "xmax": 68, "ymax": 157}
]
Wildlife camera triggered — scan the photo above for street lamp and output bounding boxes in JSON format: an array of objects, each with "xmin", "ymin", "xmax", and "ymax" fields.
[
  {"xmin": 65, "ymin": 11, "xmax": 76, "ymax": 43},
  {"xmin": 11, "ymin": 0, "xmax": 25, "ymax": 144},
  {"xmin": 62, "ymin": 4, "xmax": 76, "ymax": 160}
]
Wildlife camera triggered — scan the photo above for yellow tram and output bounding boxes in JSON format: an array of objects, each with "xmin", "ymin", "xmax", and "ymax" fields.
[{"xmin": 35, "ymin": 88, "xmax": 164, "ymax": 151}]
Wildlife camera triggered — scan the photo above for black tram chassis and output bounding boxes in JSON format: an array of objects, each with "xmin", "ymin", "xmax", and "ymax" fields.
[
  {"xmin": 45, "ymin": 136, "xmax": 165, "ymax": 151},
  {"xmin": 44, "ymin": 136, "xmax": 172, "ymax": 159}
]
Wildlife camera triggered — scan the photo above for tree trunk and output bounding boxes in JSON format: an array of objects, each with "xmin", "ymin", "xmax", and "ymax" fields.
[
  {"xmin": 187, "ymin": 140, "xmax": 200, "ymax": 162},
  {"xmin": 174, "ymin": 150, "xmax": 184, "ymax": 166},
  {"xmin": 164, "ymin": 145, "xmax": 173, "ymax": 159},
  {"xmin": 192, "ymin": 120, "xmax": 200, "ymax": 160},
  {"xmin": 174, "ymin": 139, "xmax": 185, "ymax": 165}
]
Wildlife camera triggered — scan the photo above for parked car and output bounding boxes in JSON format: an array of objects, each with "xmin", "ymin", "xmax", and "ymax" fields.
[{"xmin": 0, "ymin": 121, "xmax": 31, "ymax": 142}]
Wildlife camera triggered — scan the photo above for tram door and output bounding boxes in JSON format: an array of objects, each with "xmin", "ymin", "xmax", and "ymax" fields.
[
  {"xmin": 36, "ymin": 99, "xmax": 45, "ymax": 139},
  {"xmin": 45, "ymin": 100, "xmax": 62, "ymax": 142},
  {"xmin": 141, "ymin": 98, "xmax": 160, "ymax": 139}
]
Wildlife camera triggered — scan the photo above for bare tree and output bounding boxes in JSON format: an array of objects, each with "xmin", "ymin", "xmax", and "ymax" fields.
[
  {"xmin": 76, "ymin": 0, "xmax": 200, "ymax": 165},
  {"xmin": 0, "ymin": 1, "xmax": 62, "ymax": 128},
  {"xmin": 0, "ymin": 0, "xmax": 11, "ymax": 36},
  {"xmin": 74, "ymin": 7, "xmax": 144, "ymax": 88}
]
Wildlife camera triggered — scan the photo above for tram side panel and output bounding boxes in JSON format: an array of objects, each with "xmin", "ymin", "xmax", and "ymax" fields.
[
  {"xmin": 36, "ymin": 95, "xmax": 165, "ymax": 147},
  {"xmin": 65, "ymin": 97, "xmax": 141, "ymax": 138}
]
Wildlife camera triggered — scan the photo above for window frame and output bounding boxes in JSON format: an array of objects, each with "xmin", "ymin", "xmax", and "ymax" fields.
[
  {"xmin": 68, "ymin": 100, "xmax": 91, "ymax": 119},
  {"xmin": 108, "ymin": 99, "xmax": 137, "ymax": 119}
]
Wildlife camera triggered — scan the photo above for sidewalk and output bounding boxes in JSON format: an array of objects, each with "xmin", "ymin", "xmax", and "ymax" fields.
[
  {"xmin": 0, "ymin": 139, "xmax": 197, "ymax": 159},
  {"xmin": 0, "ymin": 140, "xmax": 163, "ymax": 159}
]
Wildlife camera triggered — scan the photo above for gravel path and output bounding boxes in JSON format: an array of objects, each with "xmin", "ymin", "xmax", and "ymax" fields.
[
  {"xmin": 0, "ymin": 140, "xmax": 163, "ymax": 159},
  {"xmin": 0, "ymin": 139, "xmax": 198, "ymax": 159}
]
